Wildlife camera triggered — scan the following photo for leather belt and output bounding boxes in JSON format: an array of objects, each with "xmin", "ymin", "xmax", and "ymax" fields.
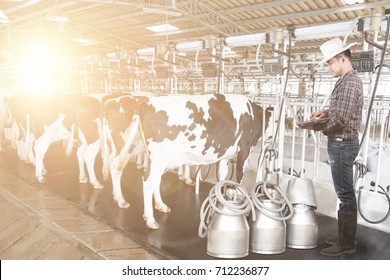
[
  {"xmin": 328, "ymin": 137, "xmax": 356, "ymax": 142},
  {"xmin": 329, "ymin": 137, "xmax": 344, "ymax": 141}
]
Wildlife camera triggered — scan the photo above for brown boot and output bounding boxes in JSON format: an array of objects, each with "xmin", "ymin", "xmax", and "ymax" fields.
[
  {"xmin": 325, "ymin": 235, "xmax": 356, "ymax": 245},
  {"xmin": 321, "ymin": 210, "xmax": 357, "ymax": 256},
  {"xmin": 324, "ymin": 236, "xmax": 337, "ymax": 245},
  {"xmin": 324, "ymin": 209, "xmax": 343, "ymax": 245}
]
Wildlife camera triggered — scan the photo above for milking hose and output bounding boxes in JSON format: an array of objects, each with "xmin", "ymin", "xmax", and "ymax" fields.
[
  {"xmin": 354, "ymin": 161, "xmax": 390, "ymax": 224},
  {"xmin": 251, "ymin": 181, "xmax": 294, "ymax": 221},
  {"xmin": 198, "ymin": 180, "xmax": 255, "ymax": 238}
]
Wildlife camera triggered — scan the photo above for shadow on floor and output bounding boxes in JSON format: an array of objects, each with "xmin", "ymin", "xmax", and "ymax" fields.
[{"xmin": 1, "ymin": 144, "xmax": 389, "ymax": 260}]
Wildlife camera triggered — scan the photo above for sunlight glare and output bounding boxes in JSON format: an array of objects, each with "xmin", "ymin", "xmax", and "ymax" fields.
[{"xmin": 18, "ymin": 44, "xmax": 64, "ymax": 95}]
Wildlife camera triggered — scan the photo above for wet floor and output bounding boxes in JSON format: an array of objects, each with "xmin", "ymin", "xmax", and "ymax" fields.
[{"xmin": 1, "ymin": 143, "xmax": 390, "ymax": 260}]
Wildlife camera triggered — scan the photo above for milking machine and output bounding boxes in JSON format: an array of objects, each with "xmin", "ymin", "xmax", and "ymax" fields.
[
  {"xmin": 285, "ymin": 177, "xmax": 318, "ymax": 249},
  {"xmin": 250, "ymin": 181, "xmax": 294, "ymax": 254},
  {"xmin": 198, "ymin": 180, "xmax": 256, "ymax": 258},
  {"xmin": 254, "ymin": 147, "xmax": 318, "ymax": 250},
  {"xmin": 354, "ymin": 160, "xmax": 390, "ymax": 224},
  {"xmin": 250, "ymin": 146, "xmax": 294, "ymax": 254},
  {"xmin": 197, "ymin": 24, "xmax": 322, "ymax": 258},
  {"xmin": 353, "ymin": 10, "xmax": 390, "ymax": 224}
]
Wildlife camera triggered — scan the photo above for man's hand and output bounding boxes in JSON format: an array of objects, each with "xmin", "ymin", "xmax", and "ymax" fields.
[{"xmin": 310, "ymin": 110, "xmax": 328, "ymax": 119}]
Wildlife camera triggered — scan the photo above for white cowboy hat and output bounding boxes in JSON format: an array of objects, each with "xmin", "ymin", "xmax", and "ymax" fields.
[{"xmin": 318, "ymin": 38, "xmax": 357, "ymax": 65}]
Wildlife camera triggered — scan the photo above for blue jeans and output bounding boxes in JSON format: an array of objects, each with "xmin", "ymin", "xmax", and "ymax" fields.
[{"xmin": 327, "ymin": 138, "xmax": 360, "ymax": 211}]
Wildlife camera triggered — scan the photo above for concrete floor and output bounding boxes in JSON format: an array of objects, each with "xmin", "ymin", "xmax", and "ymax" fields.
[
  {"xmin": 1, "ymin": 144, "xmax": 390, "ymax": 260},
  {"xmin": 0, "ymin": 148, "xmax": 168, "ymax": 260}
]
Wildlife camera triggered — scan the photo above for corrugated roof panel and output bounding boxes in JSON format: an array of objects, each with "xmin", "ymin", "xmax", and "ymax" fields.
[{"xmin": 0, "ymin": 0, "xmax": 389, "ymax": 57}]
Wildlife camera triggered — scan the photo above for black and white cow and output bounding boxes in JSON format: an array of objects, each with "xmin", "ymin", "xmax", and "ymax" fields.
[
  {"xmin": 6, "ymin": 94, "xmax": 35, "ymax": 162},
  {"xmin": 102, "ymin": 94, "xmax": 146, "ymax": 206},
  {"xmin": 104, "ymin": 93, "xmax": 271, "ymax": 229},
  {"xmin": 6, "ymin": 94, "xmax": 107, "ymax": 189},
  {"xmin": 0, "ymin": 96, "xmax": 12, "ymax": 152}
]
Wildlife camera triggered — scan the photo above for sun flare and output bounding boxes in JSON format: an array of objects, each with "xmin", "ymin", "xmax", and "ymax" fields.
[{"xmin": 18, "ymin": 44, "xmax": 65, "ymax": 95}]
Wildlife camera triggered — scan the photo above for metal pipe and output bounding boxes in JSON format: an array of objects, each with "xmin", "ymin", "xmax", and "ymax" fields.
[
  {"xmin": 290, "ymin": 104, "xmax": 296, "ymax": 176},
  {"xmin": 359, "ymin": 16, "xmax": 390, "ymax": 153},
  {"xmin": 364, "ymin": 32, "xmax": 388, "ymax": 52},
  {"xmin": 271, "ymin": 30, "xmax": 293, "ymax": 149},
  {"xmin": 300, "ymin": 105, "xmax": 307, "ymax": 178},
  {"xmin": 373, "ymin": 111, "xmax": 387, "ymax": 193}
]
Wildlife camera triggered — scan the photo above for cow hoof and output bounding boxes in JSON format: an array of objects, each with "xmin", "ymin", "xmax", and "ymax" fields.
[
  {"xmin": 79, "ymin": 177, "xmax": 88, "ymax": 184},
  {"xmin": 143, "ymin": 215, "xmax": 160, "ymax": 229},
  {"xmin": 93, "ymin": 184, "xmax": 104, "ymax": 190},
  {"xmin": 118, "ymin": 201, "xmax": 130, "ymax": 208},
  {"xmin": 37, "ymin": 176, "xmax": 46, "ymax": 183},
  {"xmin": 185, "ymin": 179, "xmax": 195, "ymax": 186},
  {"xmin": 155, "ymin": 204, "xmax": 171, "ymax": 213},
  {"xmin": 146, "ymin": 221, "xmax": 160, "ymax": 230}
]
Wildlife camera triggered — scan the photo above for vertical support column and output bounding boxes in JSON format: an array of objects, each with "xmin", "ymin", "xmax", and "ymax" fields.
[
  {"xmin": 219, "ymin": 40, "xmax": 225, "ymax": 94},
  {"xmin": 134, "ymin": 54, "xmax": 141, "ymax": 92},
  {"xmin": 171, "ymin": 46, "xmax": 177, "ymax": 95}
]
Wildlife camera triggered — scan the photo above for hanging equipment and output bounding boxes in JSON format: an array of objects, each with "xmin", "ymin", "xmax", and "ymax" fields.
[{"xmin": 355, "ymin": 12, "xmax": 390, "ymax": 224}]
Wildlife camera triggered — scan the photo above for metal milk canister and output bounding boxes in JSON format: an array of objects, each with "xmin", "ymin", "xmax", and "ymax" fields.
[{"xmin": 198, "ymin": 180, "xmax": 255, "ymax": 259}]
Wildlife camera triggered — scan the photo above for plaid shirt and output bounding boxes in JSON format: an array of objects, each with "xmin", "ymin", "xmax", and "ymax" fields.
[{"xmin": 323, "ymin": 70, "xmax": 363, "ymax": 140}]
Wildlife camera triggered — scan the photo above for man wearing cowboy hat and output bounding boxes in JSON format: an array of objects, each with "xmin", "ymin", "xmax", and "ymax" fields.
[{"xmin": 307, "ymin": 37, "xmax": 363, "ymax": 256}]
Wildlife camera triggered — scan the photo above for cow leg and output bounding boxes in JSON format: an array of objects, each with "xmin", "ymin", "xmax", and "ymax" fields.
[
  {"xmin": 0, "ymin": 127, "xmax": 5, "ymax": 152},
  {"xmin": 153, "ymin": 186, "xmax": 171, "ymax": 213},
  {"xmin": 143, "ymin": 176, "xmax": 160, "ymax": 229},
  {"xmin": 41, "ymin": 160, "xmax": 47, "ymax": 175},
  {"xmin": 34, "ymin": 138, "xmax": 50, "ymax": 183},
  {"xmin": 136, "ymin": 153, "xmax": 143, "ymax": 170},
  {"xmin": 16, "ymin": 139, "xmax": 27, "ymax": 162},
  {"xmin": 178, "ymin": 165, "xmax": 194, "ymax": 185},
  {"xmin": 178, "ymin": 165, "xmax": 184, "ymax": 180},
  {"xmin": 142, "ymin": 152, "xmax": 148, "ymax": 170},
  {"xmin": 110, "ymin": 154, "xmax": 131, "ymax": 208},
  {"xmin": 135, "ymin": 150, "xmax": 148, "ymax": 171},
  {"xmin": 27, "ymin": 133, "xmax": 36, "ymax": 166},
  {"xmin": 183, "ymin": 165, "xmax": 194, "ymax": 185},
  {"xmin": 15, "ymin": 126, "xmax": 28, "ymax": 162},
  {"xmin": 26, "ymin": 133, "xmax": 35, "ymax": 165},
  {"xmin": 77, "ymin": 145, "xmax": 88, "ymax": 184},
  {"xmin": 85, "ymin": 141, "xmax": 104, "ymax": 190},
  {"xmin": 10, "ymin": 122, "xmax": 18, "ymax": 149},
  {"xmin": 236, "ymin": 150, "xmax": 250, "ymax": 183},
  {"xmin": 218, "ymin": 159, "xmax": 229, "ymax": 180},
  {"xmin": 143, "ymin": 165, "xmax": 168, "ymax": 229}
]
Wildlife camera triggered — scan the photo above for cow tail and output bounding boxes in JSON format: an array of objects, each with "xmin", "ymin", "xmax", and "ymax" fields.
[
  {"xmin": 24, "ymin": 113, "xmax": 32, "ymax": 162},
  {"xmin": 65, "ymin": 124, "xmax": 75, "ymax": 157},
  {"xmin": 2, "ymin": 97, "xmax": 14, "ymax": 148},
  {"xmin": 101, "ymin": 117, "xmax": 111, "ymax": 180},
  {"xmin": 118, "ymin": 113, "xmax": 141, "ymax": 169}
]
